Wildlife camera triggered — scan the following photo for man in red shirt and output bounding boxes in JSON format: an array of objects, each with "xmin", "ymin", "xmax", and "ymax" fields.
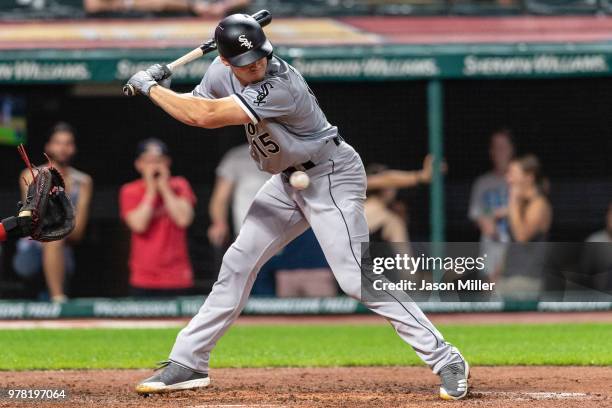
[{"xmin": 119, "ymin": 139, "xmax": 196, "ymax": 296}]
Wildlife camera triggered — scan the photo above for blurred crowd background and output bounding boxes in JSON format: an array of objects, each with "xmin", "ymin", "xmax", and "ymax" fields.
[
  {"xmin": 5, "ymin": 0, "xmax": 612, "ymax": 19},
  {"xmin": 0, "ymin": 0, "xmax": 610, "ymax": 302}
]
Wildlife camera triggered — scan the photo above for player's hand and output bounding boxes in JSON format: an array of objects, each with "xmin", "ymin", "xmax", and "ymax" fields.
[
  {"xmin": 146, "ymin": 64, "xmax": 173, "ymax": 89},
  {"xmin": 127, "ymin": 70, "xmax": 157, "ymax": 96},
  {"xmin": 208, "ymin": 221, "xmax": 229, "ymax": 247},
  {"xmin": 146, "ymin": 64, "xmax": 172, "ymax": 81}
]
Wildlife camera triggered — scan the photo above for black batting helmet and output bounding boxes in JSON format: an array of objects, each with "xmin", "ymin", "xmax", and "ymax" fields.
[{"xmin": 215, "ymin": 14, "xmax": 273, "ymax": 67}]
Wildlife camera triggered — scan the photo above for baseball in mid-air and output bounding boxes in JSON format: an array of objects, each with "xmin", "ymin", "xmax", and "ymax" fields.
[{"xmin": 289, "ymin": 171, "xmax": 310, "ymax": 190}]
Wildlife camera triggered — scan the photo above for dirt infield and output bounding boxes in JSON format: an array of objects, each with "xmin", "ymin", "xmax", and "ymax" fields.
[{"xmin": 2, "ymin": 366, "xmax": 610, "ymax": 408}]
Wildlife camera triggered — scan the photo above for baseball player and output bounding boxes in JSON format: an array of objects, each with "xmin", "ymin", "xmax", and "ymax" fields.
[{"xmin": 127, "ymin": 13, "xmax": 469, "ymax": 400}]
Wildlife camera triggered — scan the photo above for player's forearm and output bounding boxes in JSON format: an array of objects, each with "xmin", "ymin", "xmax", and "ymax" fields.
[{"xmin": 150, "ymin": 86, "xmax": 214, "ymax": 128}]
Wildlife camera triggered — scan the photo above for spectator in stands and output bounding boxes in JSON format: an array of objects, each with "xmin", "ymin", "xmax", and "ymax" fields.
[
  {"xmin": 468, "ymin": 128, "xmax": 514, "ymax": 277},
  {"xmin": 497, "ymin": 154, "xmax": 552, "ymax": 298},
  {"xmin": 120, "ymin": 139, "xmax": 196, "ymax": 297},
  {"xmin": 84, "ymin": 0, "xmax": 250, "ymax": 17},
  {"xmin": 14, "ymin": 122, "xmax": 93, "ymax": 303},
  {"xmin": 365, "ymin": 154, "xmax": 440, "ymax": 242},
  {"xmin": 506, "ymin": 154, "xmax": 552, "ymax": 243}
]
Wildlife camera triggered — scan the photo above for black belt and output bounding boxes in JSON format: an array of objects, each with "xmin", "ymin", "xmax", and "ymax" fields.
[{"xmin": 283, "ymin": 136, "xmax": 341, "ymax": 176}]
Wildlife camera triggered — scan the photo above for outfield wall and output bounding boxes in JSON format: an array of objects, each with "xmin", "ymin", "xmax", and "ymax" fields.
[{"xmin": 1, "ymin": 296, "xmax": 612, "ymax": 319}]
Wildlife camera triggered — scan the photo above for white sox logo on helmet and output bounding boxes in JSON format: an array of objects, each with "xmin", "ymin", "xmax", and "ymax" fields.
[{"xmin": 238, "ymin": 35, "xmax": 253, "ymax": 49}]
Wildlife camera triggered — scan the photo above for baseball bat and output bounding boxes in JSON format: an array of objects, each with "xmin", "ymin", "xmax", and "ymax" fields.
[{"xmin": 122, "ymin": 9, "xmax": 272, "ymax": 97}]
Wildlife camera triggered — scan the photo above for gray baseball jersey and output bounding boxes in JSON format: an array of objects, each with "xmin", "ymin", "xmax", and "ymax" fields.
[
  {"xmin": 167, "ymin": 55, "xmax": 465, "ymax": 380},
  {"xmin": 193, "ymin": 56, "xmax": 338, "ymax": 174}
]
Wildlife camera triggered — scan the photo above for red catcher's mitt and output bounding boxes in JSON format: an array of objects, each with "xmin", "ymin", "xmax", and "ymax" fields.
[{"xmin": 18, "ymin": 145, "xmax": 75, "ymax": 242}]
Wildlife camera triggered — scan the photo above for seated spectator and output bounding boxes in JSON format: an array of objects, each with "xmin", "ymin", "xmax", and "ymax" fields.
[
  {"xmin": 365, "ymin": 154, "xmax": 440, "ymax": 242},
  {"xmin": 468, "ymin": 128, "xmax": 514, "ymax": 277},
  {"xmin": 506, "ymin": 154, "xmax": 552, "ymax": 243},
  {"xmin": 498, "ymin": 154, "xmax": 552, "ymax": 299},
  {"xmin": 120, "ymin": 139, "xmax": 196, "ymax": 297},
  {"xmin": 84, "ymin": 0, "xmax": 250, "ymax": 17},
  {"xmin": 13, "ymin": 122, "xmax": 93, "ymax": 303}
]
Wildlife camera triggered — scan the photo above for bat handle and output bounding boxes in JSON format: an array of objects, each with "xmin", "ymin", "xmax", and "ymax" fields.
[
  {"xmin": 199, "ymin": 38, "xmax": 217, "ymax": 54},
  {"xmin": 122, "ymin": 83, "xmax": 136, "ymax": 97}
]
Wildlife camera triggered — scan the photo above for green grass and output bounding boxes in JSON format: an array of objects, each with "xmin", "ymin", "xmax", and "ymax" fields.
[{"xmin": 1, "ymin": 323, "xmax": 611, "ymax": 370}]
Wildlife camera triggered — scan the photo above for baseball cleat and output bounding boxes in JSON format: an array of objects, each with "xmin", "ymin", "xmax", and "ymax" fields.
[
  {"xmin": 438, "ymin": 360, "xmax": 469, "ymax": 400},
  {"xmin": 135, "ymin": 360, "xmax": 210, "ymax": 395}
]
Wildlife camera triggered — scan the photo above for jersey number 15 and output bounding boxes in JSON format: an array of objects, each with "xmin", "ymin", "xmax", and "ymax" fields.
[{"xmin": 248, "ymin": 123, "xmax": 280, "ymax": 158}]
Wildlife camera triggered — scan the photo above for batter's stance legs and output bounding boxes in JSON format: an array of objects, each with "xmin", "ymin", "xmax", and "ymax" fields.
[
  {"xmin": 169, "ymin": 178, "xmax": 308, "ymax": 372},
  {"xmin": 143, "ymin": 143, "xmax": 467, "ymax": 398}
]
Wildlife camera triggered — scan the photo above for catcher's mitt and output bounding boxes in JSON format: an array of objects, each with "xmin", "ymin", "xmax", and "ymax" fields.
[{"xmin": 17, "ymin": 145, "xmax": 75, "ymax": 242}]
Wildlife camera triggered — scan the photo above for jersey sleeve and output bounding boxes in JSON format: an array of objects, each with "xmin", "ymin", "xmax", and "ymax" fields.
[
  {"xmin": 192, "ymin": 57, "xmax": 223, "ymax": 99},
  {"xmin": 232, "ymin": 79, "xmax": 296, "ymax": 124}
]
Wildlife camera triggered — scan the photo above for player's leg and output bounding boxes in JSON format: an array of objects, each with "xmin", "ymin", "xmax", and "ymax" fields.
[
  {"xmin": 299, "ymin": 143, "xmax": 468, "ymax": 399},
  {"xmin": 137, "ymin": 175, "xmax": 308, "ymax": 394}
]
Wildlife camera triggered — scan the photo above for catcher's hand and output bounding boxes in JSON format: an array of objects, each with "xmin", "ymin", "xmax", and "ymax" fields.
[{"xmin": 19, "ymin": 165, "xmax": 75, "ymax": 242}]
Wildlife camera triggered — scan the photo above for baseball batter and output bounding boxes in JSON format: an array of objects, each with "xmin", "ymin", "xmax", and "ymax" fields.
[{"xmin": 127, "ymin": 13, "xmax": 469, "ymax": 400}]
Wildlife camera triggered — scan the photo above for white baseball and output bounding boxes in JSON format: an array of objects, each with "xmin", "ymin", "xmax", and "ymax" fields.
[{"xmin": 289, "ymin": 171, "xmax": 310, "ymax": 190}]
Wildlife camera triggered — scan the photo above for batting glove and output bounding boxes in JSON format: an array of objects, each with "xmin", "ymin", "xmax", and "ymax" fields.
[
  {"xmin": 146, "ymin": 64, "xmax": 172, "ymax": 81},
  {"xmin": 146, "ymin": 64, "xmax": 173, "ymax": 90},
  {"xmin": 127, "ymin": 70, "xmax": 157, "ymax": 96}
]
